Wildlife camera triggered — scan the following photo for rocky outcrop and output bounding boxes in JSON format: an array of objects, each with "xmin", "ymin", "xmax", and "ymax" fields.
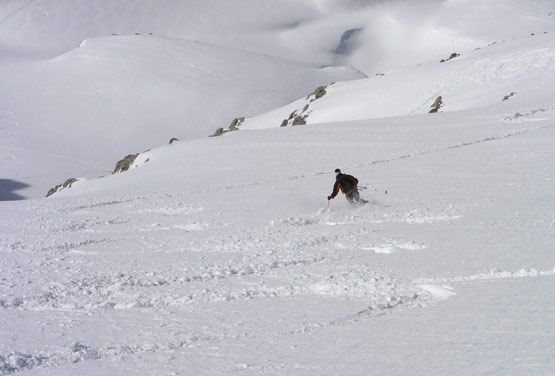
[
  {"xmin": 169, "ymin": 137, "xmax": 179, "ymax": 144},
  {"xmin": 502, "ymin": 92, "xmax": 516, "ymax": 101},
  {"xmin": 280, "ymin": 84, "xmax": 332, "ymax": 127},
  {"xmin": 113, "ymin": 154, "xmax": 139, "ymax": 173},
  {"xmin": 440, "ymin": 52, "xmax": 460, "ymax": 63},
  {"xmin": 210, "ymin": 117, "xmax": 245, "ymax": 137},
  {"xmin": 292, "ymin": 115, "xmax": 307, "ymax": 126},
  {"xmin": 228, "ymin": 117, "xmax": 245, "ymax": 131},
  {"xmin": 312, "ymin": 86, "xmax": 327, "ymax": 100},
  {"xmin": 46, "ymin": 149, "xmax": 147, "ymax": 197},
  {"xmin": 429, "ymin": 96, "xmax": 443, "ymax": 113},
  {"xmin": 46, "ymin": 178, "xmax": 79, "ymax": 197},
  {"xmin": 288, "ymin": 111, "xmax": 297, "ymax": 120},
  {"xmin": 210, "ymin": 127, "xmax": 225, "ymax": 137},
  {"xmin": 46, "ymin": 149, "xmax": 150, "ymax": 197}
]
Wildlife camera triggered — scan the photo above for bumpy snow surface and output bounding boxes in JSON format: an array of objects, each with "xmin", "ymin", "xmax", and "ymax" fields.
[{"xmin": 1, "ymin": 1, "xmax": 555, "ymax": 375}]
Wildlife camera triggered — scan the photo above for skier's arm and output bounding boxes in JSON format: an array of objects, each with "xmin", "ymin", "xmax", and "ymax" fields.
[{"xmin": 328, "ymin": 181, "xmax": 340, "ymax": 200}]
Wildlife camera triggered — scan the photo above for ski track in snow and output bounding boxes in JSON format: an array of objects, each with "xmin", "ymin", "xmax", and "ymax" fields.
[
  {"xmin": 1, "ymin": 118, "xmax": 553, "ymax": 373},
  {"xmin": 55, "ymin": 121, "xmax": 552, "ymax": 201},
  {"xmin": 231, "ymin": 123, "xmax": 552, "ymax": 193},
  {"xmin": 0, "ymin": 189, "xmax": 464, "ymax": 374},
  {"xmin": 0, "ymin": 146, "xmax": 109, "ymax": 171},
  {"xmin": 415, "ymin": 266, "xmax": 555, "ymax": 284},
  {"xmin": 0, "ymin": 3, "xmax": 554, "ymax": 374},
  {"xmin": 0, "ymin": 0, "xmax": 35, "ymax": 26}
]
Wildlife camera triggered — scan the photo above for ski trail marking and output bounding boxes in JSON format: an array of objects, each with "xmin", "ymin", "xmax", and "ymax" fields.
[
  {"xmin": 186, "ymin": 123, "xmax": 555, "ymax": 195},
  {"xmin": 414, "ymin": 266, "xmax": 555, "ymax": 284},
  {"xmin": 0, "ymin": 0, "xmax": 35, "ymax": 25},
  {"xmin": 0, "ymin": 146, "xmax": 109, "ymax": 170}
]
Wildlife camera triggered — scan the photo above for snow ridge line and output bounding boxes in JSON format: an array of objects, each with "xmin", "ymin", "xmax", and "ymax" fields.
[{"xmin": 414, "ymin": 266, "xmax": 555, "ymax": 284}]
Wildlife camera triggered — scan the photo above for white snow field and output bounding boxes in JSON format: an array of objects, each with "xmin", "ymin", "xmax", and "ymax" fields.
[{"xmin": 1, "ymin": 0, "xmax": 555, "ymax": 375}]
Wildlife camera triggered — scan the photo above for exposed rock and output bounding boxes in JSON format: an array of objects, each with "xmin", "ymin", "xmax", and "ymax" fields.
[
  {"xmin": 228, "ymin": 117, "xmax": 245, "ymax": 131},
  {"xmin": 440, "ymin": 52, "xmax": 460, "ymax": 63},
  {"xmin": 429, "ymin": 96, "xmax": 443, "ymax": 113},
  {"xmin": 280, "ymin": 119, "xmax": 289, "ymax": 127},
  {"xmin": 210, "ymin": 116, "xmax": 246, "ymax": 137},
  {"xmin": 46, "ymin": 178, "xmax": 78, "ymax": 197},
  {"xmin": 113, "ymin": 154, "xmax": 139, "ymax": 173},
  {"xmin": 502, "ymin": 92, "xmax": 516, "ymax": 101},
  {"xmin": 288, "ymin": 111, "xmax": 297, "ymax": 120},
  {"xmin": 314, "ymin": 86, "xmax": 327, "ymax": 99},
  {"xmin": 311, "ymin": 85, "xmax": 327, "ymax": 100},
  {"xmin": 302, "ymin": 104, "xmax": 309, "ymax": 113},
  {"xmin": 292, "ymin": 115, "xmax": 307, "ymax": 126},
  {"xmin": 210, "ymin": 127, "xmax": 225, "ymax": 137},
  {"xmin": 169, "ymin": 137, "xmax": 179, "ymax": 144}
]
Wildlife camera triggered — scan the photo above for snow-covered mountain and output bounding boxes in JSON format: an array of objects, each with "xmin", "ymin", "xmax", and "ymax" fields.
[
  {"xmin": 0, "ymin": 34, "xmax": 361, "ymax": 198},
  {"xmin": 1, "ymin": 1, "xmax": 554, "ymax": 375},
  {"xmin": 1, "ymin": 0, "xmax": 554, "ymax": 198}
]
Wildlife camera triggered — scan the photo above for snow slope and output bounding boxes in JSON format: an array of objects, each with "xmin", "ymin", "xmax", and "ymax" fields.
[
  {"xmin": 0, "ymin": 0, "xmax": 375, "ymax": 199},
  {"xmin": 1, "ymin": 0, "xmax": 553, "ymax": 198},
  {"xmin": 1, "ymin": 105, "xmax": 554, "ymax": 375},
  {"xmin": 244, "ymin": 32, "xmax": 555, "ymax": 129},
  {"xmin": 1, "ymin": 1, "xmax": 555, "ymax": 375},
  {"xmin": 0, "ymin": 36, "xmax": 361, "ymax": 199}
]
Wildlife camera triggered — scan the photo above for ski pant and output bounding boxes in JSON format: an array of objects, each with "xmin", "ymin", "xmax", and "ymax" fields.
[{"xmin": 346, "ymin": 188, "xmax": 361, "ymax": 205}]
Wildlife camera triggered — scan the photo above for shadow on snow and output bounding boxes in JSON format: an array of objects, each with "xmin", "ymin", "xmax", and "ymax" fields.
[{"xmin": 0, "ymin": 179, "xmax": 29, "ymax": 201}]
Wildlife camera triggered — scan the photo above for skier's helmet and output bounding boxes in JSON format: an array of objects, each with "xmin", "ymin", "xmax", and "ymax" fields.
[{"xmin": 335, "ymin": 168, "xmax": 341, "ymax": 174}]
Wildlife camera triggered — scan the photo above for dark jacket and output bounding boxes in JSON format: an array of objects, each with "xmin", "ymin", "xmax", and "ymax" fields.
[{"xmin": 330, "ymin": 173, "xmax": 358, "ymax": 198}]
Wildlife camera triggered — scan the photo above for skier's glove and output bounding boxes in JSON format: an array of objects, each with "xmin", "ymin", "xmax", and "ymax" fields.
[{"xmin": 327, "ymin": 196, "xmax": 332, "ymax": 200}]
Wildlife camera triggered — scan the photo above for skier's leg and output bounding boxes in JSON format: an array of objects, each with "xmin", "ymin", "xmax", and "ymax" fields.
[
  {"xmin": 353, "ymin": 187, "xmax": 368, "ymax": 204},
  {"xmin": 349, "ymin": 190, "xmax": 367, "ymax": 206},
  {"xmin": 346, "ymin": 191, "xmax": 357, "ymax": 206}
]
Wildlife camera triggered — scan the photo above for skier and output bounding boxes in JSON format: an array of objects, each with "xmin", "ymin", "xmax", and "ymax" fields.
[{"xmin": 327, "ymin": 168, "xmax": 368, "ymax": 206}]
